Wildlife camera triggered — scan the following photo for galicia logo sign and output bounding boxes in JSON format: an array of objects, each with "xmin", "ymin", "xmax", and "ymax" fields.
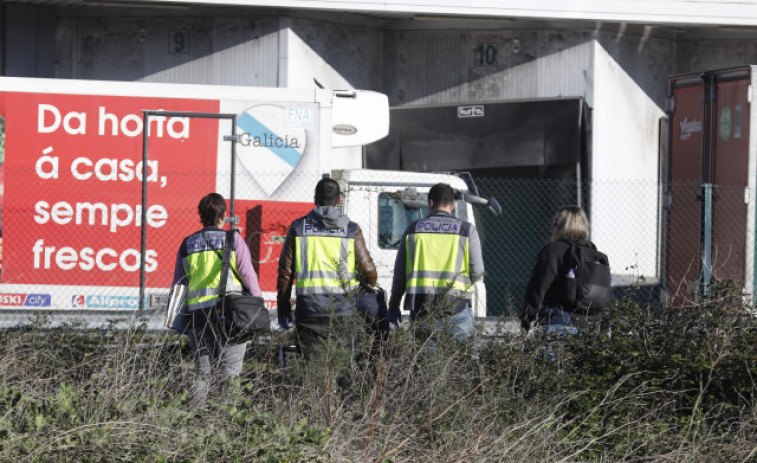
[
  {"xmin": 679, "ymin": 117, "xmax": 702, "ymax": 140},
  {"xmin": 235, "ymin": 104, "xmax": 309, "ymax": 196}
]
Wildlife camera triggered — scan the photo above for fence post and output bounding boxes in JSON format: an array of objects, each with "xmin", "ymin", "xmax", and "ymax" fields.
[
  {"xmin": 139, "ymin": 112, "xmax": 150, "ymax": 311},
  {"xmin": 229, "ymin": 115, "xmax": 237, "ymax": 229},
  {"xmin": 701, "ymin": 183, "xmax": 713, "ymax": 297},
  {"xmin": 140, "ymin": 110, "xmax": 238, "ymax": 312}
]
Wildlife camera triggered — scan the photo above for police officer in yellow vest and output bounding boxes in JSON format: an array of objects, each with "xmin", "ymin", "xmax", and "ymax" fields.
[
  {"xmin": 388, "ymin": 183, "xmax": 484, "ymax": 341},
  {"xmin": 169, "ymin": 193, "xmax": 262, "ymax": 405},
  {"xmin": 277, "ymin": 178, "xmax": 377, "ymax": 362}
]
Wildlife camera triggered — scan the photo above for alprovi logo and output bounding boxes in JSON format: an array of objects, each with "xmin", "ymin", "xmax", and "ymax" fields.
[{"xmin": 679, "ymin": 117, "xmax": 702, "ymax": 140}]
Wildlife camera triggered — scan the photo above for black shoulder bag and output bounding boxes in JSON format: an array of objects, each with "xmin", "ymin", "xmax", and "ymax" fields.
[{"xmin": 203, "ymin": 230, "xmax": 270, "ymax": 340}]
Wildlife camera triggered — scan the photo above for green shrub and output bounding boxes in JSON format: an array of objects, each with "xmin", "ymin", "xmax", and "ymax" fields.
[{"xmin": 1, "ymin": 294, "xmax": 757, "ymax": 462}]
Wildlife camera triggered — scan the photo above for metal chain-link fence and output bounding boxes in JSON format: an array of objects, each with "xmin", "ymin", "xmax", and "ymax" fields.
[
  {"xmin": 1, "ymin": 168, "xmax": 753, "ymax": 327},
  {"xmin": 474, "ymin": 178, "xmax": 754, "ymax": 315}
]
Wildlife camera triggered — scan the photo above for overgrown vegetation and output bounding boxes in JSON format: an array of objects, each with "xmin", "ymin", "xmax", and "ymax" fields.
[{"xmin": 2, "ymin": 289, "xmax": 757, "ymax": 462}]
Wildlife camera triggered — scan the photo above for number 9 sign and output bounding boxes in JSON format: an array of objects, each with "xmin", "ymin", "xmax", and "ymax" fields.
[{"xmin": 169, "ymin": 31, "xmax": 189, "ymax": 54}]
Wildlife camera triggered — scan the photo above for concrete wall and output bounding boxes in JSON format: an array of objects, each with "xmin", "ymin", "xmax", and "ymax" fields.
[
  {"xmin": 593, "ymin": 28, "xmax": 673, "ymax": 179},
  {"xmin": 675, "ymin": 38, "xmax": 757, "ymax": 75},
  {"xmin": 4, "ymin": 4, "xmax": 55, "ymax": 78},
  {"xmin": 591, "ymin": 42, "xmax": 666, "ymax": 282}
]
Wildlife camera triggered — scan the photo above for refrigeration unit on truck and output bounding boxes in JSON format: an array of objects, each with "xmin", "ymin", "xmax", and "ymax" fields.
[{"xmin": 0, "ymin": 76, "xmax": 498, "ymax": 321}]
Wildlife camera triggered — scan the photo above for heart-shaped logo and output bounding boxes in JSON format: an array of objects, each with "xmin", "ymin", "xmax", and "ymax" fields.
[{"xmin": 235, "ymin": 104, "xmax": 309, "ymax": 196}]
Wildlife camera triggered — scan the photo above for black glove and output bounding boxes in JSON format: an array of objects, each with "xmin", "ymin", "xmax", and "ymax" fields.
[
  {"xmin": 278, "ymin": 311, "xmax": 293, "ymax": 330},
  {"xmin": 386, "ymin": 306, "xmax": 402, "ymax": 328}
]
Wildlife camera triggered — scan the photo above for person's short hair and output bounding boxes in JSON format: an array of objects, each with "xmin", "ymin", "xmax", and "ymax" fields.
[
  {"xmin": 428, "ymin": 183, "xmax": 455, "ymax": 208},
  {"xmin": 551, "ymin": 206, "xmax": 590, "ymax": 241},
  {"xmin": 198, "ymin": 193, "xmax": 227, "ymax": 227},
  {"xmin": 314, "ymin": 178, "xmax": 341, "ymax": 206}
]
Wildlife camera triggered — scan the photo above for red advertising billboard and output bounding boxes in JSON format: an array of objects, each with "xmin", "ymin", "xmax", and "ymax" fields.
[
  {"xmin": 0, "ymin": 79, "xmax": 355, "ymax": 310},
  {"xmin": 0, "ymin": 91, "xmax": 219, "ymax": 288}
]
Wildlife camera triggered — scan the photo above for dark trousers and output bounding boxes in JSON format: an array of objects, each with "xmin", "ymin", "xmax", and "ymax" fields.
[
  {"xmin": 294, "ymin": 315, "xmax": 362, "ymax": 388},
  {"xmin": 295, "ymin": 315, "xmax": 360, "ymax": 360}
]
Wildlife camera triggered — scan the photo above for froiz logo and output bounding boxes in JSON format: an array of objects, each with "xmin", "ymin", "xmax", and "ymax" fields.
[
  {"xmin": 72, "ymin": 295, "xmax": 86, "ymax": 307},
  {"xmin": 679, "ymin": 117, "xmax": 702, "ymax": 140}
]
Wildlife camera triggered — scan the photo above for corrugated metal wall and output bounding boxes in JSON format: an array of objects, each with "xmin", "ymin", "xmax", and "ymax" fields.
[
  {"xmin": 55, "ymin": 16, "xmax": 282, "ymax": 86},
  {"xmin": 382, "ymin": 28, "xmax": 596, "ymax": 107},
  {"xmin": 51, "ymin": 14, "xmax": 384, "ymax": 91}
]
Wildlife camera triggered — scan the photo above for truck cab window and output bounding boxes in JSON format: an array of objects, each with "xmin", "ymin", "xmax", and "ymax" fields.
[{"xmin": 378, "ymin": 192, "xmax": 468, "ymax": 249}]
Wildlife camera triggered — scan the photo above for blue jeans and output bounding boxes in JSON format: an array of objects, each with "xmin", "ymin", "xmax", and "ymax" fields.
[
  {"xmin": 538, "ymin": 307, "xmax": 577, "ymax": 363},
  {"xmin": 538, "ymin": 307, "xmax": 578, "ymax": 335},
  {"xmin": 413, "ymin": 307, "xmax": 475, "ymax": 343}
]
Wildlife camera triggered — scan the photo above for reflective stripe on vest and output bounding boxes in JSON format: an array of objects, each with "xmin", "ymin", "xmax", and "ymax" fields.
[
  {"xmin": 294, "ymin": 217, "xmax": 358, "ymax": 296},
  {"xmin": 181, "ymin": 230, "xmax": 243, "ymax": 311},
  {"xmin": 406, "ymin": 216, "xmax": 472, "ymax": 300}
]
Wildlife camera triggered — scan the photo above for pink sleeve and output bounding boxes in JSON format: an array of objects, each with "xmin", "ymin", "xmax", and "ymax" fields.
[{"xmin": 233, "ymin": 231, "xmax": 262, "ymax": 297}]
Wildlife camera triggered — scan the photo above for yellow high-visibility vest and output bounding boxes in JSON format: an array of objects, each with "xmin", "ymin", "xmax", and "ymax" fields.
[
  {"xmin": 405, "ymin": 214, "xmax": 472, "ymax": 311},
  {"xmin": 182, "ymin": 229, "xmax": 242, "ymax": 311},
  {"xmin": 294, "ymin": 217, "xmax": 359, "ymax": 296}
]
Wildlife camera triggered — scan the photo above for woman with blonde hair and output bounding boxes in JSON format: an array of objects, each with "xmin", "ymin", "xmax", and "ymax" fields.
[{"xmin": 520, "ymin": 206, "xmax": 591, "ymax": 334}]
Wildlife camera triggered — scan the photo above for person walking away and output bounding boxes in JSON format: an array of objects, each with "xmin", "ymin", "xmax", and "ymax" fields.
[
  {"xmin": 387, "ymin": 182, "xmax": 485, "ymax": 343},
  {"xmin": 520, "ymin": 205, "xmax": 593, "ymax": 336},
  {"xmin": 169, "ymin": 193, "xmax": 262, "ymax": 406},
  {"xmin": 276, "ymin": 178, "xmax": 377, "ymax": 386}
]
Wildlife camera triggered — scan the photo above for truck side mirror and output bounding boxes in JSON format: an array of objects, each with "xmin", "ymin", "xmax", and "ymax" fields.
[
  {"xmin": 461, "ymin": 191, "xmax": 503, "ymax": 217},
  {"xmin": 456, "ymin": 171, "xmax": 502, "ymax": 217},
  {"xmin": 487, "ymin": 197, "xmax": 503, "ymax": 217}
]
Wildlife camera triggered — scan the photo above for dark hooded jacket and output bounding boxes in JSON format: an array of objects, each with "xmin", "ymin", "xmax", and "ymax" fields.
[
  {"xmin": 277, "ymin": 206, "xmax": 377, "ymax": 318},
  {"xmin": 521, "ymin": 238, "xmax": 591, "ymax": 325}
]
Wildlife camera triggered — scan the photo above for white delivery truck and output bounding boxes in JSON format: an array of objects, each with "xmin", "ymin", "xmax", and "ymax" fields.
[{"xmin": 0, "ymin": 76, "xmax": 499, "ymax": 324}]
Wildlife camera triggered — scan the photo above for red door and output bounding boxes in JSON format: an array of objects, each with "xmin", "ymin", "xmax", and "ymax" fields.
[
  {"xmin": 711, "ymin": 79, "xmax": 750, "ymax": 287},
  {"xmin": 667, "ymin": 83, "xmax": 705, "ymax": 299}
]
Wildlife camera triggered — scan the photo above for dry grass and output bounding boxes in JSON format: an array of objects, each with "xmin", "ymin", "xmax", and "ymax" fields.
[{"xmin": 1, "ymin": 296, "xmax": 757, "ymax": 462}]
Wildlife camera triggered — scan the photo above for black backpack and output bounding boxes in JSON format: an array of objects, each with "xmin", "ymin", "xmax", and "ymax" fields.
[{"xmin": 561, "ymin": 240, "xmax": 613, "ymax": 314}]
